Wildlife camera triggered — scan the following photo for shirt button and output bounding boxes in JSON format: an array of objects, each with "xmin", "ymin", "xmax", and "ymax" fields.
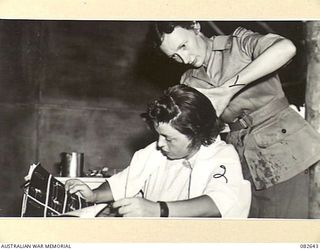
[{"xmin": 281, "ymin": 129, "xmax": 286, "ymax": 133}]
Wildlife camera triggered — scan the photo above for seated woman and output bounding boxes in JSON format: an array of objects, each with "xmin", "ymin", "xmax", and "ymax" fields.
[{"xmin": 65, "ymin": 84, "xmax": 251, "ymax": 218}]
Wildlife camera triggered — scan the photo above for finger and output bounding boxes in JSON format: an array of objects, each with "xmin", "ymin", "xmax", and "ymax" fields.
[
  {"xmin": 65, "ymin": 179, "xmax": 83, "ymax": 191},
  {"xmin": 68, "ymin": 183, "xmax": 88, "ymax": 194},
  {"xmin": 113, "ymin": 198, "xmax": 135, "ymax": 208},
  {"xmin": 65, "ymin": 180, "xmax": 75, "ymax": 190},
  {"xmin": 117, "ymin": 204, "xmax": 130, "ymax": 215},
  {"xmin": 118, "ymin": 203, "xmax": 139, "ymax": 217}
]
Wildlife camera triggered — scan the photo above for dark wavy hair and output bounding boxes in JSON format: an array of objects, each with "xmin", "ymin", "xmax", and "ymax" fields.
[
  {"xmin": 141, "ymin": 84, "xmax": 224, "ymax": 147},
  {"xmin": 150, "ymin": 21, "xmax": 196, "ymax": 48}
]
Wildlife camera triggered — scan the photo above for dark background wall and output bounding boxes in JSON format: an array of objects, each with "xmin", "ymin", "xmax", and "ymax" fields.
[{"xmin": 0, "ymin": 20, "xmax": 305, "ymax": 216}]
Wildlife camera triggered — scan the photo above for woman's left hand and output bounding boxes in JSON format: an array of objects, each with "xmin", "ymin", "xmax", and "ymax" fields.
[{"xmin": 112, "ymin": 198, "xmax": 160, "ymax": 217}]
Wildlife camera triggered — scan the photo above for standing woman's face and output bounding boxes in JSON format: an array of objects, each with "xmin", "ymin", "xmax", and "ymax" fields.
[{"xmin": 159, "ymin": 26, "xmax": 207, "ymax": 68}]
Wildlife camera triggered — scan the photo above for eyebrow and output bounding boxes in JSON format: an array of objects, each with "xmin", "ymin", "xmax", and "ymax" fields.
[
  {"xmin": 174, "ymin": 41, "xmax": 186, "ymax": 52},
  {"xmin": 177, "ymin": 42, "xmax": 185, "ymax": 50},
  {"xmin": 159, "ymin": 133, "xmax": 174, "ymax": 140}
]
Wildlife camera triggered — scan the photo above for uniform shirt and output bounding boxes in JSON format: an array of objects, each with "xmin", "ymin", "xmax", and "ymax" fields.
[
  {"xmin": 107, "ymin": 139, "xmax": 251, "ymax": 218},
  {"xmin": 180, "ymin": 27, "xmax": 286, "ymax": 123}
]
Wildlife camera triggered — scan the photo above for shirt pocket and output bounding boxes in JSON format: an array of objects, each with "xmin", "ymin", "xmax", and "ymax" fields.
[
  {"xmin": 244, "ymin": 108, "xmax": 314, "ymax": 189},
  {"xmin": 253, "ymin": 108, "xmax": 305, "ymax": 148}
]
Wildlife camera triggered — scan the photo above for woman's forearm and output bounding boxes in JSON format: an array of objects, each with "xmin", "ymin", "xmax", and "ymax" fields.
[
  {"xmin": 233, "ymin": 38, "xmax": 296, "ymax": 88},
  {"xmin": 201, "ymin": 38, "xmax": 297, "ymax": 116},
  {"xmin": 92, "ymin": 181, "xmax": 114, "ymax": 203},
  {"xmin": 166, "ymin": 195, "xmax": 221, "ymax": 217}
]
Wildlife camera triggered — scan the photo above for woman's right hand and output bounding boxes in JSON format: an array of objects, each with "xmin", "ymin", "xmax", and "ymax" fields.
[
  {"xmin": 65, "ymin": 179, "xmax": 97, "ymax": 203},
  {"xmin": 195, "ymin": 76, "xmax": 245, "ymax": 117}
]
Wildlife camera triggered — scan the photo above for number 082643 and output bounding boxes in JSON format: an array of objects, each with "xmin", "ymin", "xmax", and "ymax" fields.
[{"xmin": 300, "ymin": 244, "xmax": 319, "ymax": 248}]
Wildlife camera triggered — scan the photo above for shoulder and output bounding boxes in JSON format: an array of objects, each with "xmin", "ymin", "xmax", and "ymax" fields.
[
  {"xmin": 231, "ymin": 26, "xmax": 261, "ymax": 47},
  {"xmin": 231, "ymin": 26, "xmax": 285, "ymax": 56},
  {"xmin": 232, "ymin": 26, "xmax": 284, "ymax": 44},
  {"xmin": 212, "ymin": 140, "xmax": 239, "ymax": 160},
  {"xmin": 232, "ymin": 26, "xmax": 256, "ymax": 37},
  {"xmin": 128, "ymin": 142, "xmax": 165, "ymax": 173},
  {"xmin": 200, "ymin": 139, "xmax": 240, "ymax": 162},
  {"xmin": 132, "ymin": 141, "xmax": 162, "ymax": 160}
]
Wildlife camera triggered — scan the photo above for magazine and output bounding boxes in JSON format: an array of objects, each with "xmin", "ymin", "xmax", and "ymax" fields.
[{"xmin": 21, "ymin": 163, "xmax": 108, "ymax": 217}]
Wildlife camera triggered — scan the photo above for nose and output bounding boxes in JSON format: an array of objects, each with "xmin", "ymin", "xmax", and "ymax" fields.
[{"xmin": 157, "ymin": 135, "xmax": 166, "ymax": 148}]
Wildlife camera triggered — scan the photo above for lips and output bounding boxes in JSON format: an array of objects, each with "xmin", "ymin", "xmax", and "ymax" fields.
[{"xmin": 161, "ymin": 149, "xmax": 169, "ymax": 156}]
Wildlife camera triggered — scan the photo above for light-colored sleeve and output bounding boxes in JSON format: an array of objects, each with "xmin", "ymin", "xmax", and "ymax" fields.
[
  {"xmin": 180, "ymin": 70, "xmax": 194, "ymax": 86},
  {"xmin": 107, "ymin": 142, "xmax": 159, "ymax": 201},
  {"xmin": 204, "ymin": 145, "xmax": 251, "ymax": 218},
  {"xmin": 233, "ymin": 26, "xmax": 285, "ymax": 60}
]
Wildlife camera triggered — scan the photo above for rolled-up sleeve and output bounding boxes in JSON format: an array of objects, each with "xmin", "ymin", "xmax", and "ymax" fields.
[{"xmin": 233, "ymin": 26, "xmax": 285, "ymax": 60}]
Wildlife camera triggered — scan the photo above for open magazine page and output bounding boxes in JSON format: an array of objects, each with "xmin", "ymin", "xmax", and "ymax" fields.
[
  {"xmin": 21, "ymin": 163, "xmax": 106, "ymax": 217},
  {"xmin": 61, "ymin": 203, "xmax": 109, "ymax": 217}
]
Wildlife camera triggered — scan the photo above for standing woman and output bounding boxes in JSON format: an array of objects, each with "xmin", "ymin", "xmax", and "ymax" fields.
[{"xmin": 151, "ymin": 21, "xmax": 320, "ymax": 218}]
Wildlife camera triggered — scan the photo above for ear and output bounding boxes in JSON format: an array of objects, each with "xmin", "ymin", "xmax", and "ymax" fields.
[{"xmin": 192, "ymin": 21, "xmax": 201, "ymax": 35}]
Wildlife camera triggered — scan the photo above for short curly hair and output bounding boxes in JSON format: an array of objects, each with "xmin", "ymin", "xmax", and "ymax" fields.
[
  {"xmin": 150, "ymin": 21, "xmax": 196, "ymax": 48},
  {"xmin": 141, "ymin": 84, "xmax": 224, "ymax": 147}
]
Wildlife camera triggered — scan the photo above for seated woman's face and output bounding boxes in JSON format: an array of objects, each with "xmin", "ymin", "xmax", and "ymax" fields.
[{"xmin": 155, "ymin": 122, "xmax": 199, "ymax": 160}]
